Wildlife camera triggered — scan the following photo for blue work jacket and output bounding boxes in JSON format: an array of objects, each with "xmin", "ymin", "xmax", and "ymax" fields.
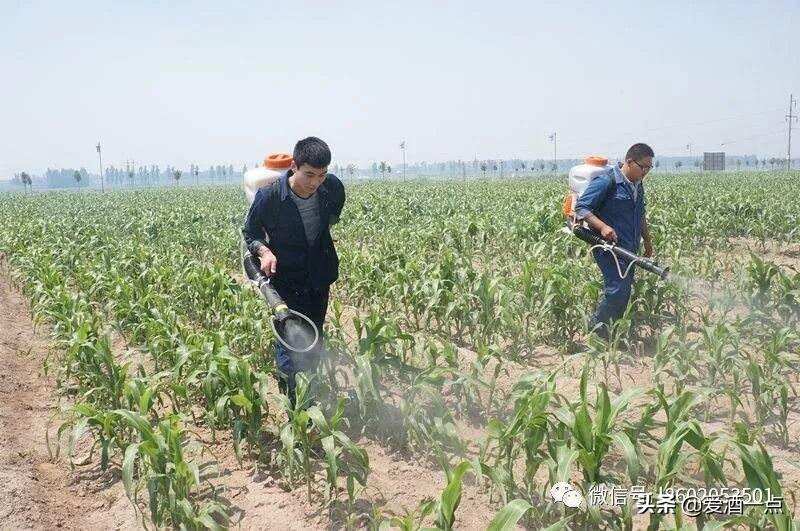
[{"xmin": 574, "ymin": 165, "xmax": 645, "ymax": 254}]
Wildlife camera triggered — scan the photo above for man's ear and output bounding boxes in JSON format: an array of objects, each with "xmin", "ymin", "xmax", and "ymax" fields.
[{"xmin": 290, "ymin": 161, "xmax": 298, "ymax": 172}]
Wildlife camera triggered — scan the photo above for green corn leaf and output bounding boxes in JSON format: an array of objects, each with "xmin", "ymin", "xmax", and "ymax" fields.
[
  {"xmin": 487, "ymin": 498, "xmax": 532, "ymax": 531},
  {"xmin": 122, "ymin": 442, "xmax": 141, "ymax": 502},
  {"xmin": 553, "ymin": 445, "xmax": 579, "ymax": 484},
  {"xmin": 280, "ymin": 422, "xmax": 295, "ymax": 453},
  {"xmin": 611, "ymin": 432, "xmax": 642, "ymax": 483},
  {"xmin": 540, "ymin": 513, "xmax": 574, "ymax": 531},
  {"xmin": 436, "ymin": 461, "xmax": 472, "ymax": 530},
  {"xmin": 306, "ymin": 405, "xmax": 329, "ymax": 433},
  {"xmin": 230, "ymin": 392, "xmax": 252, "ymax": 413},
  {"xmin": 573, "ymin": 405, "xmax": 594, "ymax": 452}
]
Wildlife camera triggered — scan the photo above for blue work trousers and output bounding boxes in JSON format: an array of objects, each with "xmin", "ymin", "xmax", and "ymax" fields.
[{"xmin": 589, "ymin": 249, "xmax": 635, "ymax": 338}]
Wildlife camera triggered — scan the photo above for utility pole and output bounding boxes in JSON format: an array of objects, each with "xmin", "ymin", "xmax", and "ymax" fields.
[
  {"xmin": 96, "ymin": 141, "xmax": 104, "ymax": 192},
  {"xmin": 400, "ymin": 140, "xmax": 406, "ymax": 181},
  {"xmin": 787, "ymin": 94, "xmax": 797, "ymax": 171},
  {"xmin": 548, "ymin": 132, "xmax": 557, "ymax": 172},
  {"xmin": 125, "ymin": 159, "xmax": 136, "ymax": 187}
]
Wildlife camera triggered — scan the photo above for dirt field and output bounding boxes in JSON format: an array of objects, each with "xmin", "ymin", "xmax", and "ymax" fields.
[
  {"xmin": 0, "ymin": 267, "xmax": 137, "ymax": 529},
  {"xmin": 2, "ymin": 243, "xmax": 799, "ymax": 530},
  {"xmin": 0, "ymin": 266, "xmax": 498, "ymax": 530}
]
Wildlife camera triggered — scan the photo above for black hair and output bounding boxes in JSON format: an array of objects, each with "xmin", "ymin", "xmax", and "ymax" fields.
[
  {"xmin": 625, "ymin": 143, "xmax": 654, "ymax": 161},
  {"xmin": 293, "ymin": 137, "xmax": 331, "ymax": 169}
]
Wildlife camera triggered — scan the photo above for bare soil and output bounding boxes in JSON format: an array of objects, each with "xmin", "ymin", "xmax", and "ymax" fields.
[
  {"xmin": 725, "ymin": 236, "xmax": 800, "ymax": 272},
  {"xmin": 0, "ymin": 265, "xmax": 137, "ymax": 530},
  {"xmin": 0, "ymin": 267, "xmax": 500, "ymax": 530}
]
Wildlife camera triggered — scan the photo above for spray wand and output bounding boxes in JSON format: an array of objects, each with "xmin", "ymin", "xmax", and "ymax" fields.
[
  {"xmin": 565, "ymin": 221, "xmax": 670, "ymax": 280},
  {"xmin": 242, "ymin": 251, "xmax": 319, "ymax": 352}
]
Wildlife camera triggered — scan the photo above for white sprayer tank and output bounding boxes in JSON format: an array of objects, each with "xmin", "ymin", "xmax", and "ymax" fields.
[
  {"xmin": 241, "ymin": 152, "xmax": 293, "ymax": 279},
  {"xmin": 563, "ymin": 156, "xmax": 612, "ymax": 217},
  {"xmin": 243, "ymin": 153, "xmax": 293, "ymax": 204}
]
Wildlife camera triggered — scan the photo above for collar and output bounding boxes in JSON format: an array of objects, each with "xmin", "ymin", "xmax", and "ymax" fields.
[
  {"xmin": 614, "ymin": 165, "xmax": 638, "ymax": 188},
  {"xmin": 279, "ymin": 170, "xmax": 329, "ymax": 201},
  {"xmin": 279, "ymin": 170, "xmax": 290, "ymax": 201}
]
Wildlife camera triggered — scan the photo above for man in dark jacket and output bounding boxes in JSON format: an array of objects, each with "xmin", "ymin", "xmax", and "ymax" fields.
[
  {"xmin": 242, "ymin": 137, "xmax": 345, "ymax": 403},
  {"xmin": 574, "ymin": 143, "xmax": 654, "ymax": 338}
]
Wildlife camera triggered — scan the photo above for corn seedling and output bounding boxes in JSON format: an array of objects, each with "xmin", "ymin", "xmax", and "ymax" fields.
[
  {"xmin": 116, "ymin": 410, "xmax": 228, "ymax": 529},
  {"xmin": 275, "ymin": 373, "xmax": 317, "ymax": 502},
  {"xmin": 306, "ymin": 397, "xmax": 370, "ymax": 504}
]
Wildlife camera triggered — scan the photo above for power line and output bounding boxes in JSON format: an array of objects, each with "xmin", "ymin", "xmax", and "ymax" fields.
[
  {"xmin": 555, "ymin": 107, "xmax": 786, "ymax": 152},
  {"xmin": 559, "ymin": 119, "xmax": 787, "ymax": 159},
  {"xmin": 719, "ymin": 129, "xmax": 786, "ymax": 147}
]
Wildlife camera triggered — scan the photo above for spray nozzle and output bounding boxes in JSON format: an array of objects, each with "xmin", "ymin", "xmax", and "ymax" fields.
[
  {"xmin": 635, "ymin": 257, "xmax": 670, "ymax": 280},
  {"xmin": 242, "ymin": 251, "xmax": 320, "ymax": 352}
]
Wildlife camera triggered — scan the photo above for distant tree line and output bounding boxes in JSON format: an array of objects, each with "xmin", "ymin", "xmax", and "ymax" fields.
[{"xmin": 6, "ymin": 163, "xmax": 241, "ymax": 190}]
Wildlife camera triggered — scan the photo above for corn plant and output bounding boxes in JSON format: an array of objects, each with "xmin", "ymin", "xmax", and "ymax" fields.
[
  {"xmin": 432, "ymin": 460, "xmax": 472, "ymax": 531},
  {"xmin": 380, "ymin": 498, "xmax": 437, "ymax": 531},
  {"xmin": 116, "ymin": 410, "xmax": 228, "ymax": 529},
  {"xmin": 747, "ymin": 253, "xmax": 779, "ymax": 304},
  {"xmin": 776, "ymin": 269, "xmax": 800, "ymax": 317},
  {"xmin": 399, "ymin": 367, "xmax": 466, "ymax": 455},
  {"xmin": 183, "ymin": 345, "xmax": 271, "ymax": 460},
  {"xmin": 553, "ymin": 367, "xmax": 643, "ymax": 485},
  {"xmin": 733, "ymin": 440, "xmax": 797, "ymax": 531},
  {"xmin": 275, "ymin": 373, "xmax": 317, "ymax": 502},
  {"xmin": 306, "ymin": 397, "xmax": 370, "ymax": 504},
  {"xmin": 647, "ymin": 420, "xmax": 726, "ymax": 531},
  {"xmin": 481, "ymin": 373, "xmax": 554, "ymax": 502},
  {"xmin": 51, "ymin": 402, "xmax": 127, "ymax": 470},
  {"xmin": 487, "ymin": 498, "xmax": 574, "ymax": 531},
  {"xmin": 123, "ymin": 372, "xmax": 175, "ymax": 418}
]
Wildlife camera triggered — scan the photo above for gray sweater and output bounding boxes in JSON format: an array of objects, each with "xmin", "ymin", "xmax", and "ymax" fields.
[{"xmin": 290, "ymin": 189, "xmax": 321, "ymax": 245}]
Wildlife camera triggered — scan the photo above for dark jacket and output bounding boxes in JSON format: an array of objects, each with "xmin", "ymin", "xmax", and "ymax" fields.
[
  {"xmin": 242, "ymin": 172, "xmax": 345, "ymax": 290},
  {"xmin": 574, "ymin": 165, "xmax": 645, "ymax": 254}
]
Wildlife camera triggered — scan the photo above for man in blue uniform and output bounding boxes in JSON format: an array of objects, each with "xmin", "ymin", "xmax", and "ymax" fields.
[
  {"xmin": 242, "ymin": 137, "xmax": 345, "ymax": 404},
  {"xmin": 574, "ymin": 143, "xmax": 654, "ymax": 338}
]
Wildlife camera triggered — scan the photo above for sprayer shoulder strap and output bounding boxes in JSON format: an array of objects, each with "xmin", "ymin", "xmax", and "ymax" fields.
[
  {"xmin": 260, "ymin": 182, "xmax": 282, "ymax": 232},
  {"xmin": 596, "ymin": 173, "xmax": 617, "ymax": 210}
]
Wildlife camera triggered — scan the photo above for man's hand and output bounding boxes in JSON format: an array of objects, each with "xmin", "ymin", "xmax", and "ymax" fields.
[
  {"xmin": 600, "ymin": 225, "xmax": 618, "ymax": 243},
  {"xmin": 643, "ymin": 239, "xmax": 654, "ymax": 258},
  {"xmin": 258, "ymin": 248, "xmax": 277, "ymax": 276},
  {"xmin": 585, "ymin": 213, "xmax": 617, "ymax": 244}
]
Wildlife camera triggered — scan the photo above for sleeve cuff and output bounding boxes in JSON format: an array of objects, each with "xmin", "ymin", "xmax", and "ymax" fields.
[
  {"xmin": 249, "ymin": 240, "xmax": 269, "ymax": 255},
  {"xmin": 575, "ymin": 207, "xmax": 592, "ymax": 220}
]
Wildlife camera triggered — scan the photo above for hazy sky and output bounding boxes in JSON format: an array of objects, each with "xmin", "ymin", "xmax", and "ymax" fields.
[{"xmin": 1, "ymin": 0, "xmax": 798, "ymax": 175}]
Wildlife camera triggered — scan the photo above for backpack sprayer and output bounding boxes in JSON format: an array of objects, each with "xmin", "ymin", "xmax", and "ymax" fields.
[
  {"xmin": 562, "ymin": 156, "xmax": 669, "ymax": 281},
  {"xmin": 241, "ymin": 152, "xmax": 319, "ymax": 353}
]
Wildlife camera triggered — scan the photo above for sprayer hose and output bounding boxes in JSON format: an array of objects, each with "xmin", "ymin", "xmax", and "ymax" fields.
[
  {"xmin": 271, "ymin": 309, "xmax": 320, "ymax": 354},
  {"xmin": 588, "ymin": 243, "xmax": 639, "ymax": 280}
]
